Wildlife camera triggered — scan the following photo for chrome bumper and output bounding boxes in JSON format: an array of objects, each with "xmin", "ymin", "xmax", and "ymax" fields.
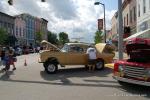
[{"xmin": 113, "ymin": 76, "xmax": 150, "ymax": 86}]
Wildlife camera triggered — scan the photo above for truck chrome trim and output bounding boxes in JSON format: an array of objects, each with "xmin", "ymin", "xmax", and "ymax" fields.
[{"xmin": 113, "ymin": 76, "xmax": 150, "ymax": 86}]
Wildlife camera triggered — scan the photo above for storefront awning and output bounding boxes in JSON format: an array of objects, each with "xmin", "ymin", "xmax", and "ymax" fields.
[{"xmin": 124, "ymin": 28, "xmax": 150, "ymax": 41}]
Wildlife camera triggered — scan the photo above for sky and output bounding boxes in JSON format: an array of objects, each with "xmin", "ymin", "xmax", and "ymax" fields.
[{"xmin": 0, "ymin": 0, "xmax": 118, "ymax": 43}]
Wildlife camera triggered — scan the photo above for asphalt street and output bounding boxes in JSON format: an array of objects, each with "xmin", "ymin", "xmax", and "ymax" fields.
[{"xmin": 0, "ymin": 53, "xmax": 150, "ymax": 100}]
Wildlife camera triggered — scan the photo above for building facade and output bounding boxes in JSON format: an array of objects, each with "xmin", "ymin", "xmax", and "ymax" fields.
[
  {"xmin": 14, "ymin": 16, "xmax": 26, "ymax": 45},
  {"xmin": 119, "ymin": 0, "xmax": 137, "ymax": 37},
  {"xmin": 0, "ymin": 11, "xmax": 48, "ymax": 46},
  {"xmin": 137, "ymin": 0, "xmax": 150, "ymax": 38},
  {"xmin": 20, "ymin": 14, "xmax": 36, "ymax": 46},
  {"xmin": 0, "ymin": 11, "xmax": 14, "ymax": 35},
  {"xmin": 35, "ymin": 17, "xmax": 42, "ymax": 33},
  {"xmin": 122, "ymin": 0, "xmax": 131, "ymax": 38},
  {"xmin": 41, "ymin": 18, "xmax": 48, "ymax": 40},
  {"xmin": 111, "ymin": 12, "xmax": 118, "ymax": 40},
  {"xmin": 129, "ymin": 0, "xmax": 137, "ymax": 35}
]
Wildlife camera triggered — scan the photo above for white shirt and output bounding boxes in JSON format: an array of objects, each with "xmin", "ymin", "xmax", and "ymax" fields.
[{"xmin": 86, "ymin": 47, "xmax": 97, "ymax": 60}]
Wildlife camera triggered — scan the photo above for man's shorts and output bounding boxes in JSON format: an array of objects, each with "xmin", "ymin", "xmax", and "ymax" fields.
[{"xmin": 88, "ymin": 59, "xmax": 97, "ymax": 65}]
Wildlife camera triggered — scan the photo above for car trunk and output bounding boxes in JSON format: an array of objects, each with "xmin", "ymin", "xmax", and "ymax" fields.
[{"xmin": 126, "ymin": 38, "xmax": 150, "ymax": 62}]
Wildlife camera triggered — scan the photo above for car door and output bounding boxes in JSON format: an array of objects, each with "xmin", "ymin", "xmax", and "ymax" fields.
[{"xmin": 66, "ymin": 45, "xmax": 88, "ymax": 65}]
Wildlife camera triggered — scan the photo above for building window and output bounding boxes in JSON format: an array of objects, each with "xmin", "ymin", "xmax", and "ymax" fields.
[
  {"xmin": 130, "ymin": 10, "xmax": 132, "ymax": 23},
  {"xmin": 143, "ymin": 0, "xmax": 146, "ymax": 13},
  {"xmin": 16, "ymin": 27, "xmax": 18, "ymax": 36},
  {"xmin": 20, "ymin": 28, "xmax": 22, "ymax": 37},
  {"xmin": 124, "ymin": 17, "xmax": 125, "ymax": 26},
  {"xmin": 138, "ymin": 4, "xmax": 140, "ymax": 17},
  {"xmin": 127, "ymin": 14, "xmax": 128, "ymax": 25},
  {"xmin": 23, "ymin": 29, "xmax": 25, "ymax": 37},
  {"xmin": 134, "ymin": 7, "xmax": 136, "ymax": 21},
  {"xmin": 16, "ymin": 27, "xmax": 17, "ymax": 36}
]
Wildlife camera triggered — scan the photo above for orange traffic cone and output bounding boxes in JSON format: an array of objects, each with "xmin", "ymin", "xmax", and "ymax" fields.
[{"xmin": 24, "ymin": 59, "xmax": 27, "ymax": 66}]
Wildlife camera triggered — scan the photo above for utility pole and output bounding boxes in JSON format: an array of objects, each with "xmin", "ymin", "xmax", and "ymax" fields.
[{"xmin": 118, "ymin": 0, "xmax": 123, "ymax": 60}]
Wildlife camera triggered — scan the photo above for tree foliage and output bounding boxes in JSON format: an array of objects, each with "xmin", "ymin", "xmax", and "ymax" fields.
[
  {"xmin": 0, "ymin": 28, "xmax": 17, "ymax": 46},
  {"xmin": 6, "ymin": 35, "xmax": 18, "ymax": 46},
  {"xmin": 59, "ymin": 32, "xmax": 69, "ymax": 45},
  {"xmin": 0, "ymin": 28, "xmax": 8, "ymax": 45},
  {"xmin": 35, "ymin": 31, "xmax": 43, "ymax": 45},
  {"xmin": 47, "ymin": 31, "xmax": 59, "ymax": 45},
  {"xmin": 94, "ymin": 30, "xmax": 103, "ymax": 44}
]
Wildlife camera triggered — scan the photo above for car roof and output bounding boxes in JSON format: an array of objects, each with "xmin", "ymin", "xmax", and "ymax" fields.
[{"xmin": 65, "ymin": 43, "xmax": 90, "ymax": 46}]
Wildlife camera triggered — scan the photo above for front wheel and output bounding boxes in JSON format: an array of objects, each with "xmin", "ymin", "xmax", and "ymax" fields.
[
  {"xmin": 45, "ymin": 62, "xmax": 58, "ymax": 74},
  {"xmin": 95, "ymin": 60, "xmax": 104, "ymax": 70}
]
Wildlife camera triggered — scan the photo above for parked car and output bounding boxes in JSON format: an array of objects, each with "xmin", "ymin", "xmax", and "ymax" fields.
[
  {"xmin": 38, "ymin": 40, "xmax": 115, "ymax": 74},
  {"xmin": 15, "ymin": 47, "xmax": 22, "ymax": 56},
  {"xmin": 22, "ymin": 46, "xmax": 29, "ymax": 54},
  {"xmin": 113, "ymin": 38, "xmax": 150, "ymax": 86},
  {"xmin": 28, "ymin": 46, "xmax": 34, "ymax": 53}
]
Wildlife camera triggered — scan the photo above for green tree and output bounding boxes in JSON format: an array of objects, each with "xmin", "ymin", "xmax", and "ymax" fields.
[
  {"xmin": 0, "ymin": 28, "xmax": 8, "ymax": 45},
  {"xmin": 59, "ymin": 32, "xmax": 69, "ymax": 45},
  {"xmin": 5, "ymin": 35, "xmax": 18, "ymax": 46},
  {"xmin": 47, "ymin": 31, "xmax": 59, "ymax": 45},
  {"xmin": 94, "ymin": 30, "xmax": 103, "ymax": 44},
  {"xmin": 35, "ymin": 32, "xmax": 43, "ymax": 45}
]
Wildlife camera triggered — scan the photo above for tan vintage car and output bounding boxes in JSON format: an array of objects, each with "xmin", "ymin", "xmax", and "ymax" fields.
[{"xmin": 39, "ymin": 40, "xmax": 115, "ymax": 74}]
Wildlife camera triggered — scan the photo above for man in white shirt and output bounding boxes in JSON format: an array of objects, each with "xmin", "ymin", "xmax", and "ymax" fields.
[{"xmin": 86, "ymin": 45, "xmax": 97, "ymax": 71}]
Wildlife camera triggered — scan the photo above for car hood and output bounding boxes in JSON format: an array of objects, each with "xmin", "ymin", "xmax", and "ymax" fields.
[
  {"xmin": 126, "ymin": 38, "xmax": 150, "ymax": 54},
  {"xmin": 116, "ymin": 60, "xmax": 150, "ymax": 68},
  {"xmin": 95, "ymin": 43, "xmax": 115, "ymax": 53},
  {"xmin": 41, "ymin": 40, "xmax": 61, "ymax": 51},
  {"xmin": 95, "ymin": 43, "xmax": 106, "ymax": 53}
]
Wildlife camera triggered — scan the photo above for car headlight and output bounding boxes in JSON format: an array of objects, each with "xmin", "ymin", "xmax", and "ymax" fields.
[{"xmin": 118, "ymin": 65, "xmax": 124, "ymax": 72}]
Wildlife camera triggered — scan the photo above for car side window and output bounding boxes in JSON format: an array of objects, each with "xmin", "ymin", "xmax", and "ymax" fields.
[
  {"xmin": 61, "ymin": 44, "xmax": 69, "ymax": 52},
  {"xmin": 69, "ymin": 46, "xmax": 84, "ymax": 53}
]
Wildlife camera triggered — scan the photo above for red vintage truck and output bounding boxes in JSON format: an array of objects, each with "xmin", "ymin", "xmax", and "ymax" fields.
[{"xmin": 113, "ymin": 38, "xmax": 150, "ymax": 86}]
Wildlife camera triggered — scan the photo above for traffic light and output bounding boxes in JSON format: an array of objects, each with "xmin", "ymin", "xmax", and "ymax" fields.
[
  {"xmin": 41, "ymin": 0, "xmax": 46, "ymax": 2},
  {"xmin": 8, "ymin": 0, "xmax": 13, "ymax": 5}
]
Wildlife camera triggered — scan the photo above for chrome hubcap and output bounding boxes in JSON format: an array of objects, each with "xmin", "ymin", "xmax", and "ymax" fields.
[
  {"xmin": 47, "ymin": 64, "xmax": 55, "ymax": 72},
  {"xmin": 96, "ymin": 62, "xmax": 103, "ymax": 69}
]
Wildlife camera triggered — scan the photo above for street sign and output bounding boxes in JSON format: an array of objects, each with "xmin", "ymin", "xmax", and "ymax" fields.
[{"xmin": 98, "ymin": 19, "xmax": 103, "ymax": 30}]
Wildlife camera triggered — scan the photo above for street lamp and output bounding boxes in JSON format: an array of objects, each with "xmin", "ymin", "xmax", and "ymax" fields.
[
  {"xmin": 94, "ymin": 1, "xmax": 106, "ymax": 43},
  {"xmin": 41, "ymin": 0, "xmax": 46, "ymax": 2},
  {"xmin": 8, "ymin": 0, "xmax": 46, "ymax": 5},
  {"xmin": 8, "ymin": 0, "xmax": 13, "ymax": 5}
]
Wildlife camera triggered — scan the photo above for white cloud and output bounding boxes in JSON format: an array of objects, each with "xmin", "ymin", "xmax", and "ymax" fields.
[{"xmin": 0, "ymin": 0, "xmax": 116, "ymax": 43}]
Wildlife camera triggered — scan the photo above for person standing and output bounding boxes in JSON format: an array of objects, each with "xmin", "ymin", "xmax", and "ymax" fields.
[
  {"xmin": 86, "ymin": 45, "xmax": 97, "ymax": 71},
  {"xmin": 2, "ymin": 47, "xmax": 10, "ymax": 71},
  {"xmin": 9, "ymin": 49, "xmax": 16, "ymax": 70}
]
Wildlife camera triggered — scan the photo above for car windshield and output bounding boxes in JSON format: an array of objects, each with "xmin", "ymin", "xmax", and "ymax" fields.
[
  {"xmin": 61, "ymin": 44, "xmax": 87, "ymax": 53},
  {"xmin": 61, "ymin": 44, "xmax": 69, "ymax": 52}
]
